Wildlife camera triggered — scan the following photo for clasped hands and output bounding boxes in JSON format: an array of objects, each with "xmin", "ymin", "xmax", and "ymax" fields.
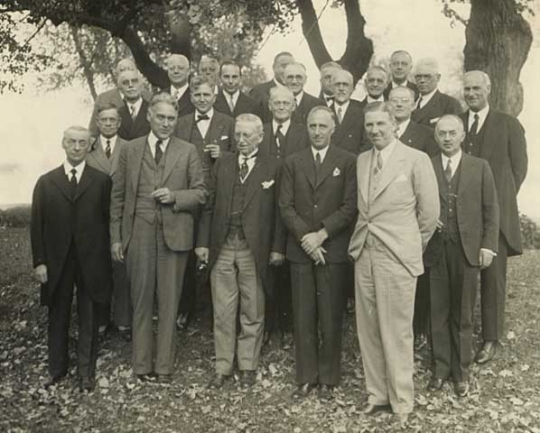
[
  {"xmin": 301, "ymin": 229, "xmax": 328, "ymax": 266},
  {"xmin": 151, "ymin": 188, "xmax": 175, "ymax": 204}
]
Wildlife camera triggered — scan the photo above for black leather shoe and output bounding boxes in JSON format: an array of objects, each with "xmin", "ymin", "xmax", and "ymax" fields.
[
  {"xmin": 362, "ymin": 403, "xmax": 392, "ymax": 415},
  {"xmin": 136, "ymin": 373, "xmax": 157, "ymax": 383},
  {"xmin": 44, "ymin": 374, "xmax": 65, "ymax": 389},
  {"xmin": 427, "ymin": 377, "xmax": 445, "ymax": 391},
  {"xmin": 317, "ymin": 384, "xmax": 334, "ymax": 401},
  {"xmin": 156, "ymin": 374, "xmax": 172, "ymax": 385},
  {"xmin": 208, "ymin": 373, "xmax": 228, "ymax": 389},
  {"xmin": 476, "ymin": 341, "xmax": 497, "ymax": 364},
  {"xmin": 239, "ymin": 370, "xmax": 256, "ymax": 388},
  {"xmin": 454, "ymin": 381, "xmax": 469, "ymax": 397},
  {"xmin": 292, "ymin": 383, "xmax": 315, "ymax": 398},
  {"xmin": 78, "ymin": 376, "xmax": 95, "ymax": 392}
]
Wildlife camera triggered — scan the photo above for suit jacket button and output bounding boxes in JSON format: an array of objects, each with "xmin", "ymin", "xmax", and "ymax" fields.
[{"xmin": 314, "ymin": 204, "xmax": 318, "ymax": 208}]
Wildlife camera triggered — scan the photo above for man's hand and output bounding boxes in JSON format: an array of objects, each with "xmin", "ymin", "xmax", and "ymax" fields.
[
  {"xmin": 479, "ymin": 249, "xmax": 495, "ymax": 269},
  {"xmin": 195, "ymin": 247, "xmax": 210, "ymax": 263},
  {"xmin": 301, "ymin": 229, "xmax": 328, "ymax": 256},
  {"xmin": 111, "ymin": 242, "xmax": 124, "ymax": 263},
  {"xmin": 151, "ymin": 188, "xmax": 175, "ymax": 204},
  {"xmin": 309, "ymin": 247, "xmax": 327, "ymax": 266},
  {"xmin": 34, "ymin": 264, "xmax": 48, "ymax": 284},
  {"xmin": 204, "ymin": 144, "xmax": 222, "ymax": 159},
  {"xmin": 269, "ymin": 252, "xmax": 285, "ymax": 266},
  {"xmin": 436, "ymin": 219, "xmax": 444, "ymax": 231}
]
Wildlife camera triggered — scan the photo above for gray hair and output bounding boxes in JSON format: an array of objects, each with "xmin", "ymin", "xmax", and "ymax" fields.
[
  {"xmin": 149, "ymin": 92, "xmax": 178, "ymax": 112},
  {"xmin": 236, "ymin": 113, "xmax": 263, "ymax": 135}
]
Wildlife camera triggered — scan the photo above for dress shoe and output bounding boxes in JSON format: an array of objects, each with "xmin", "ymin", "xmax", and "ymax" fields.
[
  {"xmin": 454, "ymin": 381, "xmax": 469, "ymax": 397},
  {"xmin": 239, "ymin": 370, "xmax": 256, "ymax": 388},
  {"xmin": 176, "ymin": 313, "xmax": 189, "ymax": 331},
  {"xmin": 362, "ymin": 403, "xmax": 392, "ymax": 415},
  {"xmin": 396, "ymin": 413, "xmax": 409, "ymax": 427},
  {"xmin": 156, "ymin": 374, "xmax": 172, "ymax": 385},
  {"xmin": 317, "ymin": 384, "xmax": 334, "ymax": 401},
  {"xmin": 476, "ymin": 341, "xmax": 497, "ymax": 364},
  {"xmin": 281, "ymin": 332, "xmax": 293, "ymax": 350},
  {"xmin": 44, "ymin": 374, "xmax": 65, "ymax": 389},
  {"xmin": 262, "ymin": 331, "xmax": 272, "ymax": 347},
  {"xmin": 208, "ymin": 373, "xmax": 228, "ymax": 389},
  {"xmin": 292, "ymin": 383, "xmax": 315, "ymax": 398},
  {"xmin": 427, "ymin": 377, "xmax": 445, "ymax": 391},
  {"xmin": 78, "ymin": 376, "xmax": 95, "ymax": 392},
  {"xmin": 136, "ymin": 373, "xmax": 157, "ymax": 383}
]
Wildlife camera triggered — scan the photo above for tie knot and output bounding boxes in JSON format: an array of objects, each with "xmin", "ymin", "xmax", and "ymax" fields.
[
  {"xmin": 474, "ymin": 113, "xmax": 479, "ymax": 121},
  {"xmin": 156, "ymin": 139, "xmax": 163, "ymax": 148},
  {"xmin": 71, "ymin": 168, "xmax": 77, "ymax": 176}
]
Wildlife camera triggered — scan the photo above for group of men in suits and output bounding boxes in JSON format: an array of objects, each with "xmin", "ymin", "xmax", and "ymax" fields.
[{"xmin": 30, "ymin": 49, "xmax": 527, "ymax": 420}]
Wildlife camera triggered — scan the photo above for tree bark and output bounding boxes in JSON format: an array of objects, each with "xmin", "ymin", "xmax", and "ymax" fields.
[
  {"xmin": 69, "ymin": 26, "xmax": 98, "ymax": 100},
  {"xmin": 296, "ymin": 0, "xmax": 373, "ymax": 85},
  {"xmin": 464, "ymin": 0, "xmax": 532, "ymax": 116},
  {"xmin": 169, "ymin": 14, "xmax": 191, "ymax": 59}
]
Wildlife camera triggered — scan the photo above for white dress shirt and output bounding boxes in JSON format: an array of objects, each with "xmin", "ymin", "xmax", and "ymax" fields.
[
  {"xmin": 295, "ymin": 91, "xmax": 305, "ymax": 108},
  {"xmin": 238, "ymin": 149, "xmax": 258, "ymax": 183},
  {"xmin": 147, "ymin": 131, "xmax": 170, "ymax": 159},
  {"xmin": 396, "ymin": 119, "xmax": 411, "ymax": 138},
  {"xmin": 373, "ymin": 138, "xmax": 397, "ymax": 167},
  {"xmin": 100, "ymin": 135, "xmax": 117, "ymax": 154},
  {"xmin": 63, "ymin": 161, "xmax": 86, "ymax": 183},
  {"xmin": 366, "ymin": 95, "xmax": 385, "ymax": 103},
  {"xmin": 441, "ymin": 150, "xmax": 463, "ymax": 180},
  {"xmin": 311, "ymin": 145, "xmax": 330, "ymax": 164},
  {"xmin": 272, "ymin": 119, "xmax": 291, "ymax": 137},
  {"xmin": 335, "ymin": 100, "xmax": 350, "ymax": 122},
  {"xmin": 417, "ymin": 88, "xmax": 437, "ymax": 109},
  {"xmin": 171, "ymin": 83, "xmax": 189, "ymax": 101},
  {"xmin": 224, "ymin": 90, "xmax": 240, "ymax": 110},
  {"xmin": 196, "ymin": 108, "xmax": 214, "ymax": 139},
  {"xmin": 126, "ymin": 97, "xmax": 143, "ymax": 118},
  {"xmin": 468, "ymin": 104, "xmax": 490, "ymax": 132}
]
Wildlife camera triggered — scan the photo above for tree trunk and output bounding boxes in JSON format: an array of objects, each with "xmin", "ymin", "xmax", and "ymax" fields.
[
  {"xmin": 70, "ymin": 26, "xmax": 98, "ymax": 100},
  {"xmin": 464, "ymin": 0, "xmax": 532, "ymax": 116},
  {"xmin": 169, "ymin": 14, "xmax": 191, "ymax": 59}
]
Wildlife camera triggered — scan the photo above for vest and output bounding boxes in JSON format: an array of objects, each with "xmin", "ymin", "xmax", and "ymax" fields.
[
  {"xmin": 439, "ymin": 162, "xmax": 461, "ymax": 243},
  {"xmin": 227, "ymin": 167, "xmax": 251, "ymax": 240},
  {"xmin": 189, "ymin": 122, "xmax": 213, "ymax": 179},
  {"xmin": 464, "ymin": 119, "xmax": 487, "ymax": 158},
  {"xmin": 134, "ymin": 143, "xmax": 166, "ymax": 225}
]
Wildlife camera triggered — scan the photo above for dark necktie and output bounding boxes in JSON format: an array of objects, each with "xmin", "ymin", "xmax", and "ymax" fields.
[
  {"xmin": 444, "ymin": 158, "xmax": 453, "ymax": 183},
  {"xmin": 469, "ymin": 113, "xmax": 480, "ymax": 137},
  {"xmin": 325, "ymin": 96, "xmax": 334, "ymax": 107},
  {"xmin": 275, "ymin": 124, "xmax": 285, "ymax": 150},
  {"xmin": 314, "ymin": 151, "xmax": 322, "ymax": 172},
  {"xmin": 69, "ymin": 168, "xmax": 78, "ymax": 198},
  {"xmin": 196, "ymin": 114, "xmax": 210, "ymax": 123},
  {"xmin": 155, "ymin": 140, "xmax": 163, "ymax": 165},
  {"xmin": 105, "ymin": 139, "xmax": 111, "ymax": 159},
  {"xmin": 336, "ymin": 105, "xmax": 344, "ymax": 124},
  {"xmin": 416, "ymin": 96, "xmax": 424, "ymax": 110},
  {"xmin": 239, "ymin": 158, "xmax": 249, "ymax": 181},
  {"xmin": 129, "ymin": 104, "xmax": 137, "ymax": 119}
]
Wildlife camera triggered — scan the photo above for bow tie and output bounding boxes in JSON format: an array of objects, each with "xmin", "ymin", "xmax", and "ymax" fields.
[
  {"xmin": 325, "ymin": 96, "xmax": 334, "ymax": 102},
  {"xmin": 196, "ymin": 114, "xmax": 210, "ymax": 122}
]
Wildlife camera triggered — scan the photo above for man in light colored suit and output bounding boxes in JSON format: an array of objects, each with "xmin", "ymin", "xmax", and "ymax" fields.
[
  {"xmin": 196, "ymin": 114, "xmax": 285, "ymax": 389},
  {"xmin": 86, "ymin": 103, "xmax": 131, "ymax": 341},
  {"xmin": 110, "ymin": 93, "xmax": 207, "ymax": 383},
  {"xmin": 348, "ymin": 102, "xmax": 439, "ymax": 424}
]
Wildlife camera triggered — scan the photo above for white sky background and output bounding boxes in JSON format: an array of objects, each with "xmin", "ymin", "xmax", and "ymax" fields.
[{"xmin": 0, "ymin": 0, "xmax": 539, "ymax": 220}]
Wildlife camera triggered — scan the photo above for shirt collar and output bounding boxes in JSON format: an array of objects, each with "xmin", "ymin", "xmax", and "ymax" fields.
[
  {"xmin": 100, "ymin": 134, "xmax": 117, "ymax": 147},
  {"xmin": 469, "ymin": 104, "xmax": 490, "ymax": 130},
  {"xmin": 419, "ymin": 88, "xmax": 438, "ymax": 105},
  {"xmin": 441, "ymin": 149, "xmax": 462, "ymax": 168},
  {"xmin": 392, "ymin": 80, "xmax": 408, "ymax": 88},
  {"xmin": 295, "ymin": 91, "xmax": 304, "ymax": 106},
  {"xmin": 367, "ymin": 95, "xmax": 385, "ymax": 103},
  {"xmin": 148, "ymin": 130, "xmax": 170, "ymax": 150},
  {"xmin": 171, "ymin": 83, "xmax": 189, "ymax": 99},
  {"xmin": 238, "ymin": 148, "xmax": 258, "ymax": 162},
  {"xmin": 311, "ymin": 145, "xmax": 330, "ymax": 162},
  {"xmin": 335, "ymin": 99, "xmax": 350, "ymax": 113},
  {"xmin": 223, "ymin": 89, "xmax": 240, "ymax": 100},
  {"xmin": 126, "ymin": 97, "xmax": 143, "ymax": 111},
  {"xmin": 273, "ymin": 119, "xmax": 291, "ymax": 135},
  {"xmin": 196, "ymin": 108, "xmax": 214, "ymax": 120},
  {"xmin": 373, "ymin": 138, "xmax": 397, "ymax": 166},
  {"xmin": 397, "ymin": 119, "xmax": 411, "ymax": 136},
  {"xmin": 64, "ymin": 160, "xmax": 86, "ymax": 177}
]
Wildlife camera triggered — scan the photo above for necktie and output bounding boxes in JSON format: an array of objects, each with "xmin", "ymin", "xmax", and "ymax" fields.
[
  {"xmin": 226, "ymin": 92, "xmax": 235, "ymax": 113},
  {"xmin": 374, "ymin": 152, "xmax": 383, "ymax": 177},
  {"xmin": 444, "ymin": 158, "xmax": 453, "ymax": 183},
  {"xmin": 416, "ymin": 96, "xmax": 424, "ymax": 110},
  {"xmin": 275, "ymin": 124, "xmax": 285, "ymax": 150},
  {"xmin": 315, "ymin": 151, "xmax": 322, "ymax": 171},
  {"xmin": 196, "ymin": 114, "xmax": 210, "ymax": 123},
  {"xmin": 105, "ymin": 140, "xmax": 111, "ymax": 159},
  {"xmin": 129, "ymin": 104, "xmax": 137, "ymax": 119},
  {"xmin": 469, "ymin": 113, "xmax": 480, "ymax": 136},
  {"xmin": 155, "ymin": 140, "xmax": 163, "ymax": 165},
  {"xmin": 336, "ymin": 106, "xmax": 343, "ymax": 124},
  {"xmin": 239, "ymin": 157, "xmax": 249, "ymax": 181},
  {"xmin": 69, "ymin": 168, "xmax": 78, "ymax": 198}
]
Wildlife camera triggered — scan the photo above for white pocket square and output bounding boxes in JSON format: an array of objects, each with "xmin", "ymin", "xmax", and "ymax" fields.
[
  {"xmin": 394, "ymin": 174, "xmax": 408, "ymax": 182},
  {"xmin": 262, "ymin": 180, "xmax": 275, "ymax": 189},
  {"xmin": 220, "ymin": 135, "xmax": 229, "ymax": 141},
  {"xmin": 429, "ymin": 117, "xmax": 441, "ymax": 124},
  {"xmin": 333, "ymin": 167, "xmax": 341, "ymax": 177}
]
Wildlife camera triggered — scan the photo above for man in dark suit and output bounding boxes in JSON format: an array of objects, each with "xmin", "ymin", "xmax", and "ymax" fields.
[
  {"xmin": 164, "ymin": 54, "xmax": 194, "ymax": 118},
  {"xmin": 460, "ymin": 70, "xmax": 528, "ymax": 364},
  {"xmin": 425, "ymin": 115, "xmax": 499, "ymax": 397},
  {"xmin": 359, "ymin": 66, "xmax": 388, "ymax": 108},
  {"xmin": 284, "ymin": 62, "xmax": 325, "ymax": 125},
  {"xmin": 383, "ymin": 50, "xmax": 418, "ymax": 100},
  {"xmin": 412, "ymin": 58, "xmax": 462, "ymax": 128},
  {"xmin": 250, "ymin": 51, "xmax": 295, "ymax": 122},
  {"xmin": 260, "ymin": 86, "xmax": 309, "ymax": 348},
  {"xmin": 214, "ymin": 60, "xmax": 261, "ymax": 119},
  {"xmin": 31, "ymin": 126, "xmax": 113, "ymax": 392},
  {"xmin": 318, "ymin": 61, "xmax": 342, "ymax": 106},
  {"xmin": 174, "ymin": 76, "xmax": 235, "ymax": 329},
  {"xmin": 389, "ymin": 86, "xmax": 438, "ymax": 156},
  {"xmin": 88, "ymin": 59, "xmax": 151, "ymax": 136},
  {"xmin": 110, "ymin": 93, "xmax": 207, "ymax": 383},
  {"xmin": 117, "ymin": 69, "xmax": 151, "ymax": 141},
  {"xmin": 86, "ymin": 103, "xmax": 131, "ymax": 342},
  {"xmin": 279, "ymin": 106, "xmax": 357, "ymax": 401},
  {"xmin": 196, "ymin": 114, "xmax": 285, "ymax": 388},
  {"xmin": 198, "ymin": 55, "xmax": 220, "ymax": 88},
  {"xmin": 331, "ymin": 69, "xmax": 368, "ymax": 155}
]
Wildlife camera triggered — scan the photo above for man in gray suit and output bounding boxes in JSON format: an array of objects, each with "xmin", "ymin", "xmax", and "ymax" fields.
[
  {"xmin": 110, "ymin": 93, "xmax": 207, "ymax": 383},
  {"xmin": 86, "ymin": 103, "xmax": 131, "ymax": 341},
  {"xmin": 349, "ymin": 102, "xmax": 439, "ymax": 425}
]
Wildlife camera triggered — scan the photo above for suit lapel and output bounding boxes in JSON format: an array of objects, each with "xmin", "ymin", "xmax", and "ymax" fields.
[
  {"xmin": 131, "ymin": 139, "xmax": 146, "ymax": 192},
  {"xmin": 243, "ymin": 158, "xmax": 267, "ymax": 209},
  {"xmin": 456, "ymin": 154, "xmax": 473, "ymax": 197},
  {"xmin": 74, "ymin": 165, "xmax": 94, "ymax": 201},
  {"xmin": 300, "ymin": 149, "xmax": 317, "ymax": 189},
  {"xmin": 89, "ymin": 138, "xmax": 111, "ymax": 173},
  {"xmin": 109, "ymin": 137, "xmax": 123, "ymax": 176},
  {"xmin": 371, "ymin": 142, "xmax": 406, "ymax": 202},
  {"xmin": 315, "ymin": 147, "xmax": 339, "ymax": 189},
  {"xmin": 359, "ymin": 153, "xmax": 371, "ymax": 203},
  {"xmin": 433, "ymin": 156, "xmax": 448, "ymax": 203},
  {"xmin": 479, "ymin": 110, "xmax": 496, "ymax": 160},
  {"xmin": 51, "ymin": 166, "xmax": 74, "ymax": 202},
  {"xmin": 222, "ymin": 156, "xmax": 237, "ymax": 216},
  {"xmin": 162, "ymin": 139, "xmax": 182, "ymax": 184},
  {"xmin": 332, "ymin": 105, "xmax": 352, "ymax": 145}
]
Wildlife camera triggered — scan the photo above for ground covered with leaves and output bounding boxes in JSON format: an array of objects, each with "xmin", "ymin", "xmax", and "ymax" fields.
[{"xmin": 1, "ymin": 227, "xmax": 539, "ymax": 432}]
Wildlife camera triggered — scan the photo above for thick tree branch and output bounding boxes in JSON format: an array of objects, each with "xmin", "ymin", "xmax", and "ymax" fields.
[
  {"xmin": 296, "ymin": 0, "xmax": 332, "ymax": 67},
  {"xmin": 69, "ymin": 25, "xmax": 97, "ymax": 100}
]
